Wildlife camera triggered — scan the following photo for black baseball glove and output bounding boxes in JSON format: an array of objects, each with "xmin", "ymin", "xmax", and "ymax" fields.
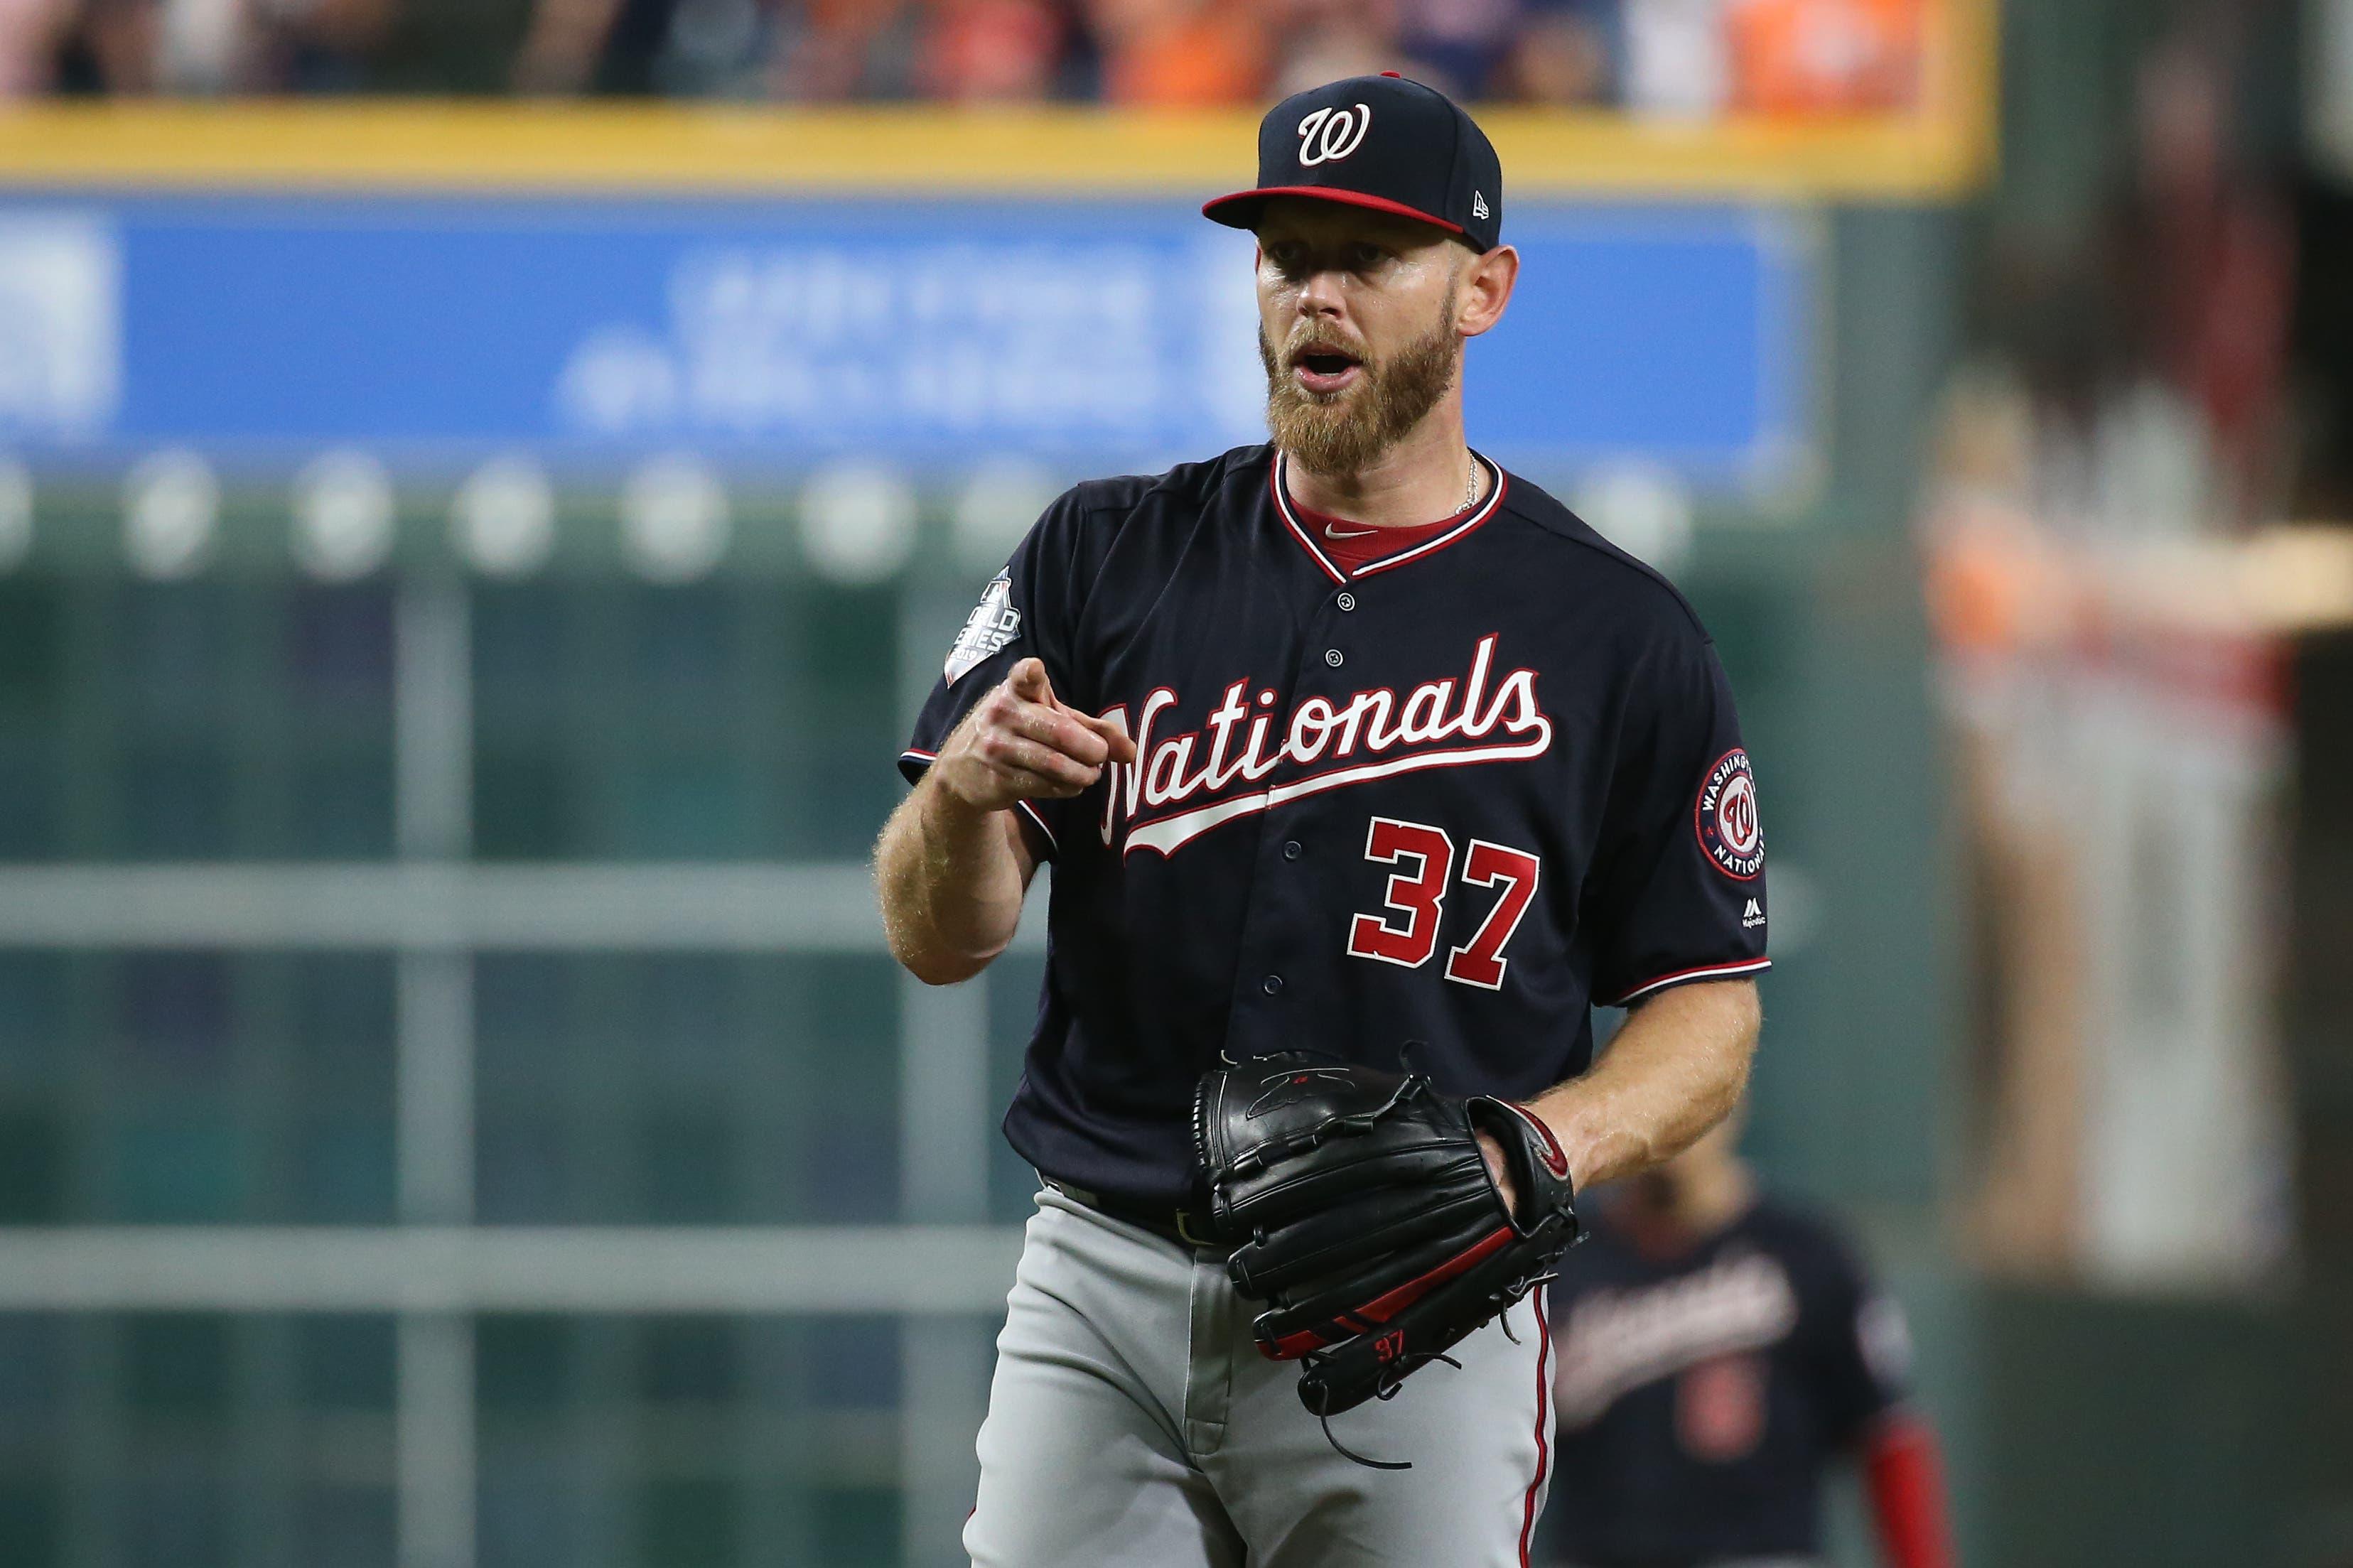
[{"xmin": 1195, "ymin": 1051, "xmax": 1581, "ymax": 1461}]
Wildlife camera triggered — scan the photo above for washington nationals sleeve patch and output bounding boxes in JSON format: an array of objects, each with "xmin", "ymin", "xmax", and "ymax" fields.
[
  {"xmin": 1695, "ymin": 747, "xmax": 1765, "ymax": 880},
  {"xmin": 945, "ymin": 572, "xmax": 1021, "ymax": 684}
]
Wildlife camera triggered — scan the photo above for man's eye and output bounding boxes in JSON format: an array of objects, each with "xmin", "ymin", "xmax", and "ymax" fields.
[{"xmin": 1350, "ymin": 244, "xmax": 1386, "ymax": 269}]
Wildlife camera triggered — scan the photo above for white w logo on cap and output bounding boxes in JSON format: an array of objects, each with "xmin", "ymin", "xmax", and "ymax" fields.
[{"xmin": 1296, "ymin": 103, "xmax": 1373, "ymax": 166}]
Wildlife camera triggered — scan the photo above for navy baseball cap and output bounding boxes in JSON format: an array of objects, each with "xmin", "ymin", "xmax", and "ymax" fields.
[{"xmin": 1203, "ymin": 72, "xmax": 1504, "ymax": 253}]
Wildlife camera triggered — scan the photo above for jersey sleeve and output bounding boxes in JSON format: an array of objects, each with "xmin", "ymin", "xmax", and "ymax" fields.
[
  {"xmin": 897, "ymin": 489, "xmax": 1091, "ymax": 860},
  {"xmin": 1585, "ymin": 632, "xmax": 1771, "ymax": 1006},
  {"xmin": 1802, "ymin": 1222, "xmax": 1913, "ymax": 1447}
]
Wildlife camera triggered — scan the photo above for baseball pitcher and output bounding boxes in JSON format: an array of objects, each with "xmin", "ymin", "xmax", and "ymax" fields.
[{"xmin": 875, "ymin": 72, "xmax": 1770, "ymax": 1567}]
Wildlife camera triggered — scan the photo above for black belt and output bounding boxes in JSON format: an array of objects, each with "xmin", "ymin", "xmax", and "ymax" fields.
[{"xmin": 1043, "ymin": 1178, "xmax": 1223, "ymax": 1250}]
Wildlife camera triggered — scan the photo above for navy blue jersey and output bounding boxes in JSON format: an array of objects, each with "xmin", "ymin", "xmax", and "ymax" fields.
[
  {"xmin": 1538, "ymin": 1199, "xmax": 1912, "ymax": 1567},
  {"xmin": 898, "ymin": 444, "xmax": 1769, "ymax": 1204}
]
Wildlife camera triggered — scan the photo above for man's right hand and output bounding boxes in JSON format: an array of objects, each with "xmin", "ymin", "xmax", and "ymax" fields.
[{"xmin": 930, "ymin": 658, "xmax": 1138, "ymax": 814}]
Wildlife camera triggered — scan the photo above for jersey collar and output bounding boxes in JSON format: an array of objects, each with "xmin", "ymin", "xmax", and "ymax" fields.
[{"xmin": 1270, "ymin": 448, "xmax": 1509, "ymax": 583}]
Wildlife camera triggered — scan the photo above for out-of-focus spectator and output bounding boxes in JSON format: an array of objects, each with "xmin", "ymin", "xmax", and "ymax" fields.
[
  {"xmin": 1089, "ymin": 0, "xmax": 1261, "ymax": 106},
  {"xmin": 767, "ymin": 0, "xmax": 924, "ymax": 99},
  {"xmin": 154, "ymin": 0, "xmax": 245, "ymax": 90},
  {"xmin": 0, "ymin": 0, "xmax": 75, "ymax": 94},
  {"xmin": 517, "ymin": 0, "xmax": 792, "ymax": 96},
  {"xmin": 19, "ymin": 0, "xmax": 1961, "ymax": 111},
  {"xmin": 2117, "ymin": 31, "xmax": 2293, "ymax": 516},
  {"xmin": 1724, "ymin": 0, "xmax": 1919, "ymax": 115},
  {"xmin": 50, "ymin": 0, "xmax": 163, "ymax": 91},
  {"xmin": 246, "ymin": 0, "xmax": 398, "ymax": 90},
  {"xmin": 45, "ymin": 0, "xmax": 396, "ymax": 94},
  {"xmin": 1620, "ymin": 0, "xmax": 1727, "ymax": 117},
  {"xmin": 638, "ymin": 0, "xmax": 773, "ymax": 94},
  {"xmin": 1495, "ymin": 0, "xmax": 1616, "ymax": 105},
  {"xmin": 1264, "ymin": 0, "xmax": 1393, "ymax": 99},
  {"xmin": 510, "ymin": 0, "xmax": 611, "ymax": 91},
  {"xmin": 915, "ymin": 0, "xmax": 1066, "ymax": 100},
  {"xmin": 1393, "ymin": 0, "xmax": 1517, "ymax": 99}
]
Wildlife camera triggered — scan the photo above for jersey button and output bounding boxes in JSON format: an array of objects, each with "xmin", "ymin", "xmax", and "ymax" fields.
[
  {"xmin": 1282, "ymin": 840, "xmax": 1302, "ymax": 860},
  {"xmin": 1324, "ymin": 649, "xmax": 1344, "ymax": 667},
  {"xmin": 1335, "ymin": 591, "xmax": 1357, "ymax": 612},
  {"xmin": 1261, "ymin": 975, "xmax": 1283, "ymax": 995}
]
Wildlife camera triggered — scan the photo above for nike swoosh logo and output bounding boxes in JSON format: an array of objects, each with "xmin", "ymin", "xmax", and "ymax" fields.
[{"xmin": 1324, "ymin": 525, "xmax": 1376, "ymax": 539}]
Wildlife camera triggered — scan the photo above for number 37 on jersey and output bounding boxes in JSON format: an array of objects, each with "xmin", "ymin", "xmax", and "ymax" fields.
[{"xmin": 1346, "ymin": 816, "xmax": 1540, "ymax": 992}]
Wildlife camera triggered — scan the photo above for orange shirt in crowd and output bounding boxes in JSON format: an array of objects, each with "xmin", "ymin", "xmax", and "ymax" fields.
[
  {"xmin": 1095, "ymin": 0, "xmax": 1266, "ymax": 105},
  {"xmin": 1726, "ymin": 0, "xmax": 1923, "ymax": 115}
]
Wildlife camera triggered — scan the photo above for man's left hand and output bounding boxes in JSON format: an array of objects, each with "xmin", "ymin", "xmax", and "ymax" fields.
[{"xmin": 1477, "ymin": 1130, "xmax": 1519, "ymax": 1218}]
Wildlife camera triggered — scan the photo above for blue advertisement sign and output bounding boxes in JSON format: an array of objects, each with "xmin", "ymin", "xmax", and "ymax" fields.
[{"xmin": 0, "ymin": 195, "xmax": 1807, "ymax": 488}]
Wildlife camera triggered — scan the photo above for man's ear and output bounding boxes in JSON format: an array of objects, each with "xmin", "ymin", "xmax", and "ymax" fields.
[{"xmin": 1456, "ymin": 245, "xmax": 1521, "ymax": 339}]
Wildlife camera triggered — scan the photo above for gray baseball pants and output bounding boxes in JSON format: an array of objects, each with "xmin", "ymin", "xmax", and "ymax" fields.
[{"xmin": 964, "ymin": 1186, "xmax": 1554, "ymax": 1567}]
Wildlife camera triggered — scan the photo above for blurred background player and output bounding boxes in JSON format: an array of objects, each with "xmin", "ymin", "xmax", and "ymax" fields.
[{"xmin": 1536, "ymin": 1103, "xmax": 1954, "ymax": 1568}]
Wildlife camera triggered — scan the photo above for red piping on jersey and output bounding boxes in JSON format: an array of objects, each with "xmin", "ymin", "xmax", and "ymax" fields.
[
  {"xmin": 900, "ymin": 747, "xmax": 1060, "ymax": 855},
  {"xmin": 1269, "ymin": 450, "xmax": 1507, "ymax": 581},
  {"xmin": 1601, "ymin": 956, "xmax": 1772, "ymax": 1007},
  {"xmin": 1271, "ymin": 459, "xmax": 1347, "ymax": 583},
  {"xmin": 1352, "ymin": 465, "xmax": 1509, "ymax": 576},
  {"xmin": 1261, "ymin": 1224, "xmax": 1515, "ymax": 1358},
  {"xmin": 1519, "ymin": 1289, "xmax": 1552, "ymax": 1568}
]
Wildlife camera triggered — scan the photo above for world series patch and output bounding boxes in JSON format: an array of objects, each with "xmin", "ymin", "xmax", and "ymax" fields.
[
  {"xmin": 944, "ymin": 572, "xmax": 1021, "ymax": 684},
  {"xmin": 1694, "ymin": 747, "xmax": 1764, "ymax": 880}
]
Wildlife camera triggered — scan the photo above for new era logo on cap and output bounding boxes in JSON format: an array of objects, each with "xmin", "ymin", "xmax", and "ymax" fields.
[{"xmin": 1202, "ymin": 73, "xmax": 1505, "ymax": 253}]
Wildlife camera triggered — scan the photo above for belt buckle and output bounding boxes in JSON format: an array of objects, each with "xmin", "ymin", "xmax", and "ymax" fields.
[{"xmin": 1174, "ymin": 1209, "xmax": 1219, "ymax": 1249}]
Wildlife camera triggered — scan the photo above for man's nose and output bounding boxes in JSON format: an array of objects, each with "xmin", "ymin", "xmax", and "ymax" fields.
[{"xmin": 1295, "ymin": 267, "xmax": 1347, "ymax": 320}]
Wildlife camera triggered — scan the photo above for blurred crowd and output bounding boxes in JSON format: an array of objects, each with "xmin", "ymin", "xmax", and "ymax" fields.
[{"xmin": 0, "ymin": 0, "xmax": 1927, "ymax": 112}]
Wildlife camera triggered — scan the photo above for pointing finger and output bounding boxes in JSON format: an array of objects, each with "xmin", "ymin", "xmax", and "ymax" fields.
[{"xmin": 1007, "ymin": 658, "xmax": 1053, "ymax": 705}]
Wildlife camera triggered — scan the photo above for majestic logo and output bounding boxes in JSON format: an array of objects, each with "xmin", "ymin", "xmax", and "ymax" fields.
[
  {"xmin": 1296, "ymin": 103, "xmax": 1374, "ymax": 167},
  {"xmin": 1695, "ymin": 747, "xmax": 1764, "ymax": 881},
  {"xmin": 1097, "ymin": 633, "xmax": 1553, "ymax": 858},
  {"xmin": 1741, "ymin": 897, "xmax": 1764, "ymax": 929},
  {"xmin": 944, "ymin": 572, "xmax": 1020, "ymax": 684}
]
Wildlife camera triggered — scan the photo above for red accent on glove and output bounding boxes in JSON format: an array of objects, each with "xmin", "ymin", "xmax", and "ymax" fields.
[
  {"xmin": 1261, "ymin": 1225, "xmax": 1515, "ymax": 1358},
  {"xmin": 1864, "ymin": 1413, "xmax": 1955, "ymax": 1568}
]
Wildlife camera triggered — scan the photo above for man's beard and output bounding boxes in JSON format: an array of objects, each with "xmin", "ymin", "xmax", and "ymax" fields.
[{"xmin": 1260, "ymin": 296, "xmax": 1463, "ymax": 477}]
